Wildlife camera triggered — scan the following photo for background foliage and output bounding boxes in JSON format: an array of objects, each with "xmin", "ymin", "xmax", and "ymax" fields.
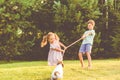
[{"xmin": 0, "ymin": 0, "xmax": 120, "ymax": 61}]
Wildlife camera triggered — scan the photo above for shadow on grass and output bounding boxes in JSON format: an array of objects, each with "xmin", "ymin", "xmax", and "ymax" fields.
[
  {"xmin": 0, "ymin": 61, "xmax": 15, "ymax": 64},
  {"xmin": 40, "ymin": 78, "xmax": 50, "ymax": 80}
]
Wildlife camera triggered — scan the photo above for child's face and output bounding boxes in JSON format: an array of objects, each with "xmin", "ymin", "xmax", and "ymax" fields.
[
  {"xmin": 87, "ymin": 23, "xmax": 94, "ymax": 30},
  {"xmin": 48, "ymin": 34, "xmax": 55, "ymax": 43}
]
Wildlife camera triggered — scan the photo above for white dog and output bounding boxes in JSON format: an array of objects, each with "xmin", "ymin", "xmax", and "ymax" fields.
[{"xmin": 51, "ymin": 61, "xmax": 64, "ymax": 80}]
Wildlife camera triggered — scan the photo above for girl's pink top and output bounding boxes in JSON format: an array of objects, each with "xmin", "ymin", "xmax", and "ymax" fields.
[{"xmin": 48, "ymin": 40, "xmax": 63, "ymax": 66}]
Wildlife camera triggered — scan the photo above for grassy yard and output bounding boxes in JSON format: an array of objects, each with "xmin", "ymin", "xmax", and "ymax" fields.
[{"xmin": 0, "ymin": 59, "xmax": 120, "ymax": 80}]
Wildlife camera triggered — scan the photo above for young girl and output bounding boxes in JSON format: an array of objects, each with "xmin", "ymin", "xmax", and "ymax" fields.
[{"xmin": 41, "ymin": 32, "xmax": 67, "ymax": 66}]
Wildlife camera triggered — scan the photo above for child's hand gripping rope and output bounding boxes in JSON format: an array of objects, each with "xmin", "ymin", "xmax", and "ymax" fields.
[{"xmin": 62, "ymin": 47, "xmax": 67, "ymax": 56}]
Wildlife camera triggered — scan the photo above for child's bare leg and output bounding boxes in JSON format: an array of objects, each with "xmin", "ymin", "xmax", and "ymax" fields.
[
  {"xmin": 78, "ymin": 53, "xmax": 84, "ymax": 68},
  {"xmin": 86, "ymin": 52, "xmax": 92, "ymax": 68}
]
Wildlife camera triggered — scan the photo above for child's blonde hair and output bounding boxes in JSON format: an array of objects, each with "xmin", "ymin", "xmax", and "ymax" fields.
[
  {"xmin": 88, "ymin": 19, "xmax": 95, "ymax": 27},
  {"xmin": 41, "ymin": 32, "xmax": 60, "ymax": 47}
]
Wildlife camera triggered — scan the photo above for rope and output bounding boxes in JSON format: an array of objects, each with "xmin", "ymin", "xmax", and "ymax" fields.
[
  {"xmin": 66, "ymin": 38, "xmax": 82, "ymax": 49},
  {"xmin": 63, "ymin": 38, "xmax": 82, "ymax": 56}
]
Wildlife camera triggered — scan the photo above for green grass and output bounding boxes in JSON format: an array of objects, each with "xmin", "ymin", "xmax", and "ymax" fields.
[{"xmin": 0, "ymin": 59, "xmax": 120, "ymax": 80}]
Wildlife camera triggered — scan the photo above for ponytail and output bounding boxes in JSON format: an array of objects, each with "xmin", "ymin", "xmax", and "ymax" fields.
[
  {"xmin": 41, "ymin": 35, "xmax": 48, "ymax": 47},
  {"xmin": 54, "ymin": 33, "xmax": 60, "ymax": 41}
]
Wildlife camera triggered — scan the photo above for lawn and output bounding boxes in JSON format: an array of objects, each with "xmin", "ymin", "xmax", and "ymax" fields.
[{"xmin": 0, "ymin": 59, "xmax": 120, "ymax": 80}]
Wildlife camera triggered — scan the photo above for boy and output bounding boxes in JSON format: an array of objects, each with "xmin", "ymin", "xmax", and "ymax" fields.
[{"xmin": 78, "ymin": 19, "xmax": 95, "ymax": 69}]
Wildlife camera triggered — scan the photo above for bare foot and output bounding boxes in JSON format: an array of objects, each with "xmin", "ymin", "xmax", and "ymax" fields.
[
  {"xmin": 81, "ymin": 65, "xmax": 85, "ymax": 69},
  {"xmin": 88, "ymin": 65, "xmax": 92, "ymax": 69}
]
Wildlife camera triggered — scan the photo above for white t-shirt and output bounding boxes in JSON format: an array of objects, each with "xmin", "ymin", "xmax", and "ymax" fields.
[{"xmin": 82, "ymin": 30, "xmax": 95, "ymax": 45}]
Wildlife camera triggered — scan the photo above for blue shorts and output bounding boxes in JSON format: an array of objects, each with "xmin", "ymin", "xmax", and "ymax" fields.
[{"xmin": 79, "ymin": 43, "xmax": 92, "ymax": 54}]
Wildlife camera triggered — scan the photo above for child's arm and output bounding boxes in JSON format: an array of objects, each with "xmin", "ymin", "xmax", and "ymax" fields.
[
  {"xmin": 51, "ymin": 48, "xmax": 64, "ymax": 53},
  {"xmin": 59, "ymin": 42, "xmax": 67, "ymax": 50},
  {"xmin": 50, "ymin": 41, "xmax": 65, "ymax": 52},
  {"xmin": 81, "ymin": 32, "xmax": 92, "ymax": 39}
]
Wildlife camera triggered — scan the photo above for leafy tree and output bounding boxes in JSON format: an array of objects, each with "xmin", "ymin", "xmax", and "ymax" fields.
[
  {"xmin": 97, "ymin": 0, "xmax": 120, "ymax": 57},
  {"xmin": 110, "ymin": 0, "xmax": 120, "ymax": 56},
  {"xmin": 31, "ymin": 0, "xmax": 55, "ymax": 32},
  {"xmin": 0, "ymin": 0, "xmax": 37, "ymax": 61},
  {"xmin": 53, "ymin": 0, "xmax": 102, "ymax": 59},
  {"xmin": 0, "ymin": 0, "xmax": 119, "ymax": 60}
]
